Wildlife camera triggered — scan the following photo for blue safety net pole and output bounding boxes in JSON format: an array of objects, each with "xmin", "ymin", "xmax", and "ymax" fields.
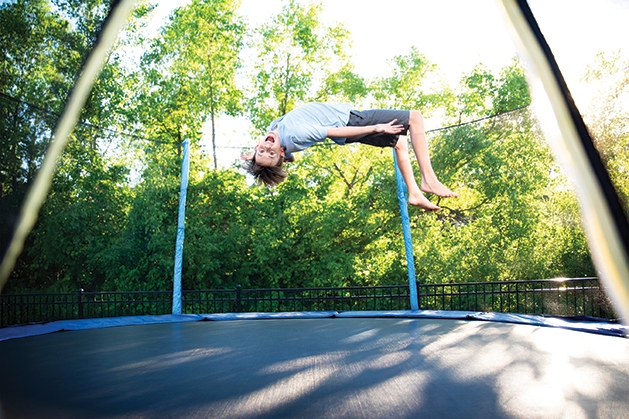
[
  {"xmin": 393, "ymin": 150, "xmax": 419, "ymax": 310},
  {"xmin": 172, "ymin": 139, "xmax": 190, "ymax": 315}
]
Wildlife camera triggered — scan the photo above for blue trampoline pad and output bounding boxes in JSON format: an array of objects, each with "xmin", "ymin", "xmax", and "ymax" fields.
[{"xmin": 1, "ymin": 317, "xmax": 628, "ymax": 418}]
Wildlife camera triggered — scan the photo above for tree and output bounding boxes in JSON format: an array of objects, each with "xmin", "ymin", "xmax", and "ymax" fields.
[
  {"xmin": 0, "ymin": 0, "xmax": 78, "ymax": 256},
  {"xmin": 18, "ymin": 136, "xmax": 132, "ymax": 291},
  {"xmin": 449, "ymin": 64, "xmax": 497, "ymax": 121},
  {"xmin": 582, "ymin": 51, "xmax": 629, "ymax": 209},
  {"xmin": 111, "ymin": 151, "xmax": 181, "ymax": 291},
  {"xmin": 413, "ymin": 61, "xmax": 593, "ymax": 283},
  {"xmin": 108, "ymin": 0, "xmax": 246, "ymax": 290},
  {"xmin": 151, "ymin": 0, "xmax": 244, "ymax": 169},
  {"xmin": 1, "ymin": 0, "xmax": 141, "ymax": 291},
  {"xmin": 247, "ymin": 0, "xmax": 355, "ymax": 130},
  {"xmin": 370, "ymin": 47, "xmax": 449, "ymax": 112},
  {"xmin": 1, "ymin": 0, "xmax": 601, "ymax": 294}
]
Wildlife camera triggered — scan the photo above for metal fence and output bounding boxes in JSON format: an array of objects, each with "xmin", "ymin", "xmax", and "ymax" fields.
[
  {"xmin": 417, "ymin": 278, "xmax": 616, "ymax": 318},
  {"xmin": 0, "ymin": 277, "xmax": 617, "ymax": 327}
]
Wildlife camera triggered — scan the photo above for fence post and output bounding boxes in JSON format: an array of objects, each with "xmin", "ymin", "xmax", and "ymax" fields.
[
  {"xmin": 236, "ymin": 284, "xmax": 242, "ymax": 312},
  {"xmin": 78, "ymin": 288, "xmax": 84, "ymax": 319}
]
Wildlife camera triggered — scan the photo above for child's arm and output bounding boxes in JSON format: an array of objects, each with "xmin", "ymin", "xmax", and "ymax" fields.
[{"xmin": 327, "ymin": 119, "xmax": 404, "ymax": 138}]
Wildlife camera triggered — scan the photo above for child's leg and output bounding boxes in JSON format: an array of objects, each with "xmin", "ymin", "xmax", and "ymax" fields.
[
  {"xmin": 394, "ymin": 138, "xmax": 440, "ymax": 212},
  {"xmin": 408, "ymin": 111, "xmax": 458, "ymax": 198}
]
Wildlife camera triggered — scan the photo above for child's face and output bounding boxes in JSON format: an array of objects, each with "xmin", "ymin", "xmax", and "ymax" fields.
[{"xmin": 254, "ymin": 130, "xmax": 284, "ymax": 167}]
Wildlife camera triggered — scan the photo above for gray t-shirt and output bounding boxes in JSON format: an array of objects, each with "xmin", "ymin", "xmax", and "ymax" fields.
[{"xmin": 266, "ymin": 103, "xmax": 352, "ymax": 159}]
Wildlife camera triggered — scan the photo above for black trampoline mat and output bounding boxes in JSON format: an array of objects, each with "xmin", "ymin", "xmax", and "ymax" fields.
[{"xmin": 1, "ymin": 318, "xmax": 628, "ymax": 418}]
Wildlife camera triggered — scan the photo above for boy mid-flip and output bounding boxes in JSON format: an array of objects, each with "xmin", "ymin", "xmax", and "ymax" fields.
[{"xmin": 241, "ymin": 103, "xmax": 457, "ymax": 212}]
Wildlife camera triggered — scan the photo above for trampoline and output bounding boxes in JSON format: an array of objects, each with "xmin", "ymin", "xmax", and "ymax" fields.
[
  {"xmin": 2, "ymin": 1, "xmax": 629, "ymax": 418},
  {"xmin": 1, "ymin": 314, "xmax": 628, "ymax": 419}
]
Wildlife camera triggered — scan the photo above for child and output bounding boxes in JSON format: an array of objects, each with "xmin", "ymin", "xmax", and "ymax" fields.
[{"xmin": 241, "ymin": 103, "xmax": 457, "ymax": 211}]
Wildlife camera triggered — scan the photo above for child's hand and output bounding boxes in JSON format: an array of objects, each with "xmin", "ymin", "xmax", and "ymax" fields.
[
  {"xmin": 241, "ymin": 152, "xmax": 253, "ymax": 161},
  {"xmin": 375, "ymin": 119, "xmax": 404, "ymax": 134}
]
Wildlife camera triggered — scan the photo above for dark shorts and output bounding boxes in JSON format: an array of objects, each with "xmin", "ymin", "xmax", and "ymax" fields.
[{"xmin": 345, "ymin": 109, "xmax": 410, "ymax": 148}]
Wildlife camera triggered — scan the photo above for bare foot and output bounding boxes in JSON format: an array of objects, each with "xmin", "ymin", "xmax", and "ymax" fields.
[
  {"xmin": 421, "ymin": 179, "xmax": 458, "ymax": 198},
  {"xmin": 408, "ymin": 191, "xmax": 441, "ymax": 212}
]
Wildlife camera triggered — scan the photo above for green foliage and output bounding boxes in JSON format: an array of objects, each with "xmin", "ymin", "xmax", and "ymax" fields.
[
  {"xmin": 19, "ymin": 137, "xmax": 132, "ymax": 291},
  {"xmin": 1, "ymin": 0, "xmax": 138, "ymax": 291},
  {"xmin": 458, "ymin": 65, "xmax": 497, "ymax": 116},
  {"xmin": 0, "ymin": 0, "xmax": 78, "ymax": 210},
  {"xmin": 132, "ymin": 0, "xmax": 244, "ymax": 157},
  {"xmin": 582, "ymin": 52, "xmax": 629, "ymax": 210},
  {"xmin": 493, "ymin": 59, "xmax": 531, "ymax": 113},
  {"xmin": 316, "ymin": 64, "xmax": 368, "ymax": 104},
  {"xmin": 399, "ymin": 61, "xmax": 592, "ymax": 284},
  {"xmin": 370, "ymin": 47, "xmax": 447, "ymax": 112},
  {"xmin": 112, "ymin": 151, "xmax": 181, "ymax": 291},
  {"xmin": 247, "ymin": 0, "xmax": 358, "ymax": 129},
  {"xmin": 1, "ymin": 0, "xmax": 604, "ymax": 296}
]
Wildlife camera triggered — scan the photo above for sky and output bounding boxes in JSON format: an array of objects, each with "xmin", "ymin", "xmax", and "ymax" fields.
[{"xmin": 149, "ymin": 0, "xmax": 629, "ymax": 167}]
